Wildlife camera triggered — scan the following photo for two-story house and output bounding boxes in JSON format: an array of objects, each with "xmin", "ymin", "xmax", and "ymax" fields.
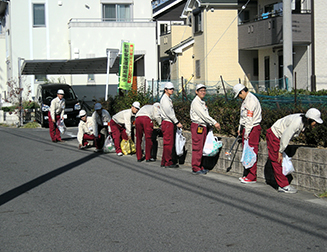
[
  {"xmin": 157, "ymin": 0, "xmax": 253, "ymax": 91},
  {"xmin": 0, "ymin": 0, "xmax": 157, "ymax": 102},
  {"xmin": 157, "ymin": 0, "xmax": 327, "ymax": 92}
]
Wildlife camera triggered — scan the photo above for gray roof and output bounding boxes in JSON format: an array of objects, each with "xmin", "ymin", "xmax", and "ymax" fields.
[{"xmin": 21, "ymin": 55, "xmax": 144, "ymax": 75}]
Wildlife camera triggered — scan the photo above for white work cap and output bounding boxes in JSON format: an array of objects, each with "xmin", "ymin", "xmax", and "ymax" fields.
[
  {"xmin": 94, "ymin": 103, "xmax": 102, "ymax": 110},
  {"xmin": 79, "ymin": 109, "xmax": 87, "ymax": 117},
  {"xmin": 196, "ymin": 83, "xmax": 206, "ymax": 91},
  {"xmin": 57, "ymin": 89, "xmax": 64, "ymax": 95},
  {"xmin": 233, "ymin": 83, "xmax": 245, "ymax": 98},
  {"xmin": 305, "ymin": 108, "xmax": 323, "ymax": 124},
  {"xmin": 164, "ymin": 82, "xmax": 174, "ymax": 89},
  {"xmin": 132, "ymin": 101, "xmax": 140, "ymax": 109}
]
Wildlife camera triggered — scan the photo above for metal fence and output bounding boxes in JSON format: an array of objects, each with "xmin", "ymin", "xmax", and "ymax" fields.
[
  {"xmin": 144, "ymin": 77, "xmax": 288, "ymax": 98},
  {"xmin": 143, "ymin": 78, "xmax": 327, "ymax": 109}
]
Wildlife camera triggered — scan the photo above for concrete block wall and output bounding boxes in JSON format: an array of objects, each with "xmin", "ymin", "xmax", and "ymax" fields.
[
  {"xmin": 154, "ymin": 130, "xmax": 327, "ymax": 193},
  {"xmin": 0, "ymin": 111, "xmax": 19, "ymax": 125}
]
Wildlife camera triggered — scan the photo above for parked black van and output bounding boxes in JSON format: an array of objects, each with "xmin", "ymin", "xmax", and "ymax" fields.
[{"xmin": 35, "ymin": 83, "xmax": 81, "ymax": 127}]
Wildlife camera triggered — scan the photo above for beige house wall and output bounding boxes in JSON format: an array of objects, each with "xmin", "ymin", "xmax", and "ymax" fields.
[
  {"xmin": 193, "ymin": 32, "xmax": 205, "ymax": 83},
  {"xmin": 171, "ymin": 25, "xmax": 192, "ymax": 46},
  {"xmin": 168, "ymin": 25, "xmax": 193, "ymax": 81},
  {"xmin": 177, "ymin": 45, "xmax": 194, "ymax": 82},
  {"xmin": 204, "ymin": 10, "xmax": 247, "ymax": 86}
]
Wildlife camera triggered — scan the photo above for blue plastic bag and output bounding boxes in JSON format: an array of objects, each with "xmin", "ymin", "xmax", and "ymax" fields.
[{"xmin": 240, "ymin": 140, "xmax": 256, "ymax": 169}]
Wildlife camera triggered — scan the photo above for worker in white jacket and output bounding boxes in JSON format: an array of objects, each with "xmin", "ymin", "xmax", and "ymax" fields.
[
  {"xmin": 159, "ymin": 82, "xmax": 182, "ymax": 168},
  {"xmin": 77, "ymin": 110, "xmax": 102, "ymax": 152},
  {"xmin": 135, "ymin": 102, "xmax": 162, "ymax": 162},
  {"xmin": 48, "ymin": 89, "xmax": 65, "ymax": 142},
  {"xmin": 266, "ymin": 108, "xmax": 323, "ymax": 193},
  {"xmin": 92, "ymin": 103, "xmax": 111, "ymax": 147},
  {"xmin": 110, "ymin": 101, "xmax": 140, "ymax": 156},
  {"xmin": 190, "ymin": 84, "xmax": 221, "ymax": 175},
  {"xmin": 233, "ymin": 83, "xmax": 262, "ymax": 184}
]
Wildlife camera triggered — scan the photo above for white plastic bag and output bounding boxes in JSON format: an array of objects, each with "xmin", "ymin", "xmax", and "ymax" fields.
[
  {"xmin": 175, "ymin": 128, "xmax": 186, "ymax": 156},
  {"xmin": 103, "ymin": 135, "xmax": 116, "ymax": 153},
  {"xmin": 56, "ymin": 119, "xmax": 66, "ymax": 134},
  {"xmin": 282, "ymin": 152, "xmax": 295, "ymax": 176},
  {"xmin": 203, "ymin": 130, "xmax": 222, "ymax": 157},
  {"xmin": 240, "ymin": 139, "xmax": 256, "ymax": 169}
]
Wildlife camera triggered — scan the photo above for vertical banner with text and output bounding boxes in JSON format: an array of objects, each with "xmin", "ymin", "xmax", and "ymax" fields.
[{"xmin": 119, "ymin": 42, "xmax": 134, "ymax": 90}]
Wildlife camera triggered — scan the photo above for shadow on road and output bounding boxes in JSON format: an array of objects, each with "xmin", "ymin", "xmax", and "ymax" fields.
[{"xmin": 0, "ymin": 153, "xmax": 98, "ymax": 206}]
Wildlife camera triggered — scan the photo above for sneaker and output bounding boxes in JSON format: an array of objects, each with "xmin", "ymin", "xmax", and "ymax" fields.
[
  {"xmin": 138, "ymin": 157, "xmax": 145, "ymax": 162},
  {"xmin": 146, "ymin": 158, "xmax": 156, "ymax": 162},
  {"xmin": 240, "ymin": 177, "xmax": 256, "ymax": 184},
  {"xmin": 166, "ymin": 164, "xmax": 179, "ymax": 168},
  {"xmin": 239, "ymin": 176, "xmax": 245, "ymax": 181},
  {"xmin": 192, "ymin": 170, "xmax": 207, "ymax": 175},
  {"xmin": 117, "ymin": 152, "xmax": 123, "ymax": 156},
  {"xmin": 278, "ymin": 185, "xmax": 298, "ymax": 194},
  {"xmin": 94, "ymin": 149, "xmax": 103, "ymax": 153}
]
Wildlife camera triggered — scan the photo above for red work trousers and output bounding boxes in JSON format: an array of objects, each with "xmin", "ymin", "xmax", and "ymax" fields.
[
  {"xmin": 82, "ymin": 133, "xmax": 101, "ymax": 149},
  {"xmin": 161, "ymin": 120, "xmax": 174, "ymax": 166},
  {"xmin": 191, "ymin": 123, "xmax": 208, "ymax": 172},
  {"xmin": 242, "ymin": 125, "xmax": 261, "ymax": 181},
  {"xmin": 266, "ymin": 128, "xmax": 289, "ymax": 188},
  {"xmin": 48, "ymin": 111, "xmax": 61, "ymax": 142},
  {"xmin": 135, "ymin": 116, "xmax": 153, "ymax": 161},
  {"xmin": 110, "ymin": 119, "xmax": 128, "ymax": 154}
]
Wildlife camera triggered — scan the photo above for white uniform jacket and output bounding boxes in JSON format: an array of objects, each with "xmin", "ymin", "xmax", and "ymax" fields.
[
  {"xmin": 136, "ymin": 104, "xmax": 162, "ymax": 125},
  {"xmin": 50, "ymin": 97, "xmax": 65, "ymax": 120},
  {"xmin": 271, "ymin": 113, "xmax": 305, "ymax": 153},
  {"xmin": 112, "ymin": 109, "xmax": 135, "ymax": 137},
  {"xmin": 190, "ymin": 95, "xmax": 217, "ymax": 127},
  {"xmin": 77, "ymin": 117, "xmax": 95, "ymax": 145},
  {"xmin": 239, "ymin": 92, "xmax": 262, "ymax": 136},
  {"xmin": 159, "ymin": 93, "xmax": 179, "ymax": 124},
  {"xmin": 92, "ymin": 109, "xmax": 111, "ymax": 137}
]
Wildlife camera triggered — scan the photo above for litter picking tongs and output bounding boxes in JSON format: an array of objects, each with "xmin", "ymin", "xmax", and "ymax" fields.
[
  {"xmin": 226, "ymin": 137, "xmax": 242, "ymax": 172},
  {"xmin": 225, "ymin": 135, "xmax": 240, "ymax": 160}
]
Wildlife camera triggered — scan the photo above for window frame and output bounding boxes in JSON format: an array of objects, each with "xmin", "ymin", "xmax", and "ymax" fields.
[
  {"xmin": 195, "ymin": 60, "xmax": 201, "ymax": 78},
  {"xmin": 102, "ymin": 4, "xmax": 132, "ymax": 22},
  {"xmin": 33, "ymin": 3, "xmax": 46, "ymax": 27},
  {"xmin": 193, "ymin": 10, "xmax": 203, "ymax": 34}
]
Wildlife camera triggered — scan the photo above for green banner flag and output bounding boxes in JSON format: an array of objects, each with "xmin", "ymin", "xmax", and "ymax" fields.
[{"xmin": 119, "ymin": 42, "xmax": 134, "ymax": 90}]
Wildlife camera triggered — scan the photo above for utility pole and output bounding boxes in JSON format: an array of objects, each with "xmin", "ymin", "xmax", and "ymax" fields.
[
  {"xmin": 310, "ymin": 0, "xmax": 316, "ymax": 91},
  {"xmin": 283, "ymin": 0, "xmax": 293, "ymax": 91},
  {"xmin": 18, "ymin": 57, "xmax": 24, "ymax": 127}
]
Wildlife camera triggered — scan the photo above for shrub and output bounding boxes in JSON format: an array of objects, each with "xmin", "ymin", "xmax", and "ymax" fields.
[{"xmin": 95, "ymin": 89, "xmax": 327, "ymax": 148}]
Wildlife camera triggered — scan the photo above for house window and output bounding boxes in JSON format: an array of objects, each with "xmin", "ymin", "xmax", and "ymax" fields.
[
  {"xmin": 195, "ymin": 60, "xmax": 200, "ymax": 78},
  {"xmin": 33, "ymin": 4, "xmax": 45, "ymax": 26},
  {"xmin": 35, "ymin": 74, "xmax": 47, "ymax": 82},
  {"xmin": 103, "ymin": 4, "xmax": 131, "ymax": 22},
  {"xmin": 88, "ymin": 74, "xmax": 95, "ymax": 83},
  {"xmin": 253, "ymin": 58, "xmax": 258, "ymax": 76},
  {"xmin": 194, "ymin": 11, "xmax": 202, "ymax": 33},
  {"xmin": 160, "ymin": 23, "xmax": 168, "ymax": 35}
]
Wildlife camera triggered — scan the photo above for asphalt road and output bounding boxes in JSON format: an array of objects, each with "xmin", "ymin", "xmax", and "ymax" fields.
[{"xmin": 1, "ymin": 126, "xmax": 327, "ymax": 252}]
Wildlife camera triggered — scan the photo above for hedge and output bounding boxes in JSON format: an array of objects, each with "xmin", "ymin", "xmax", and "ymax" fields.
[{"xmin": 98, "ymin": 90, "xmax": 327, "ymax": 148}]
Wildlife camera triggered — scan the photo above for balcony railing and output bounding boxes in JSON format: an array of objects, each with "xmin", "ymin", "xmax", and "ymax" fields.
[
  {"xmin": 239, "ymin": 9, "xmax": 311, "ymax": 25},
  {"xmin": 239, "ymin": 13, "xmax": 311, "ymax": 50},
  {"xmin": 68, "ymin": 18, "xmax": 153, "ymax": 24}
]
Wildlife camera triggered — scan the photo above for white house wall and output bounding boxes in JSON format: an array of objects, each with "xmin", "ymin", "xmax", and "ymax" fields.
[
  {"xmin": 69, "ymin": 23, "xmax": 157, "ymax": 89},
  {"xmin": 0, "ymin": 33, "xmax": 6, "ymax": 99},
  {"xmin": 1, "ymin": 0, "xmax": 156, "ymax": 100}
]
